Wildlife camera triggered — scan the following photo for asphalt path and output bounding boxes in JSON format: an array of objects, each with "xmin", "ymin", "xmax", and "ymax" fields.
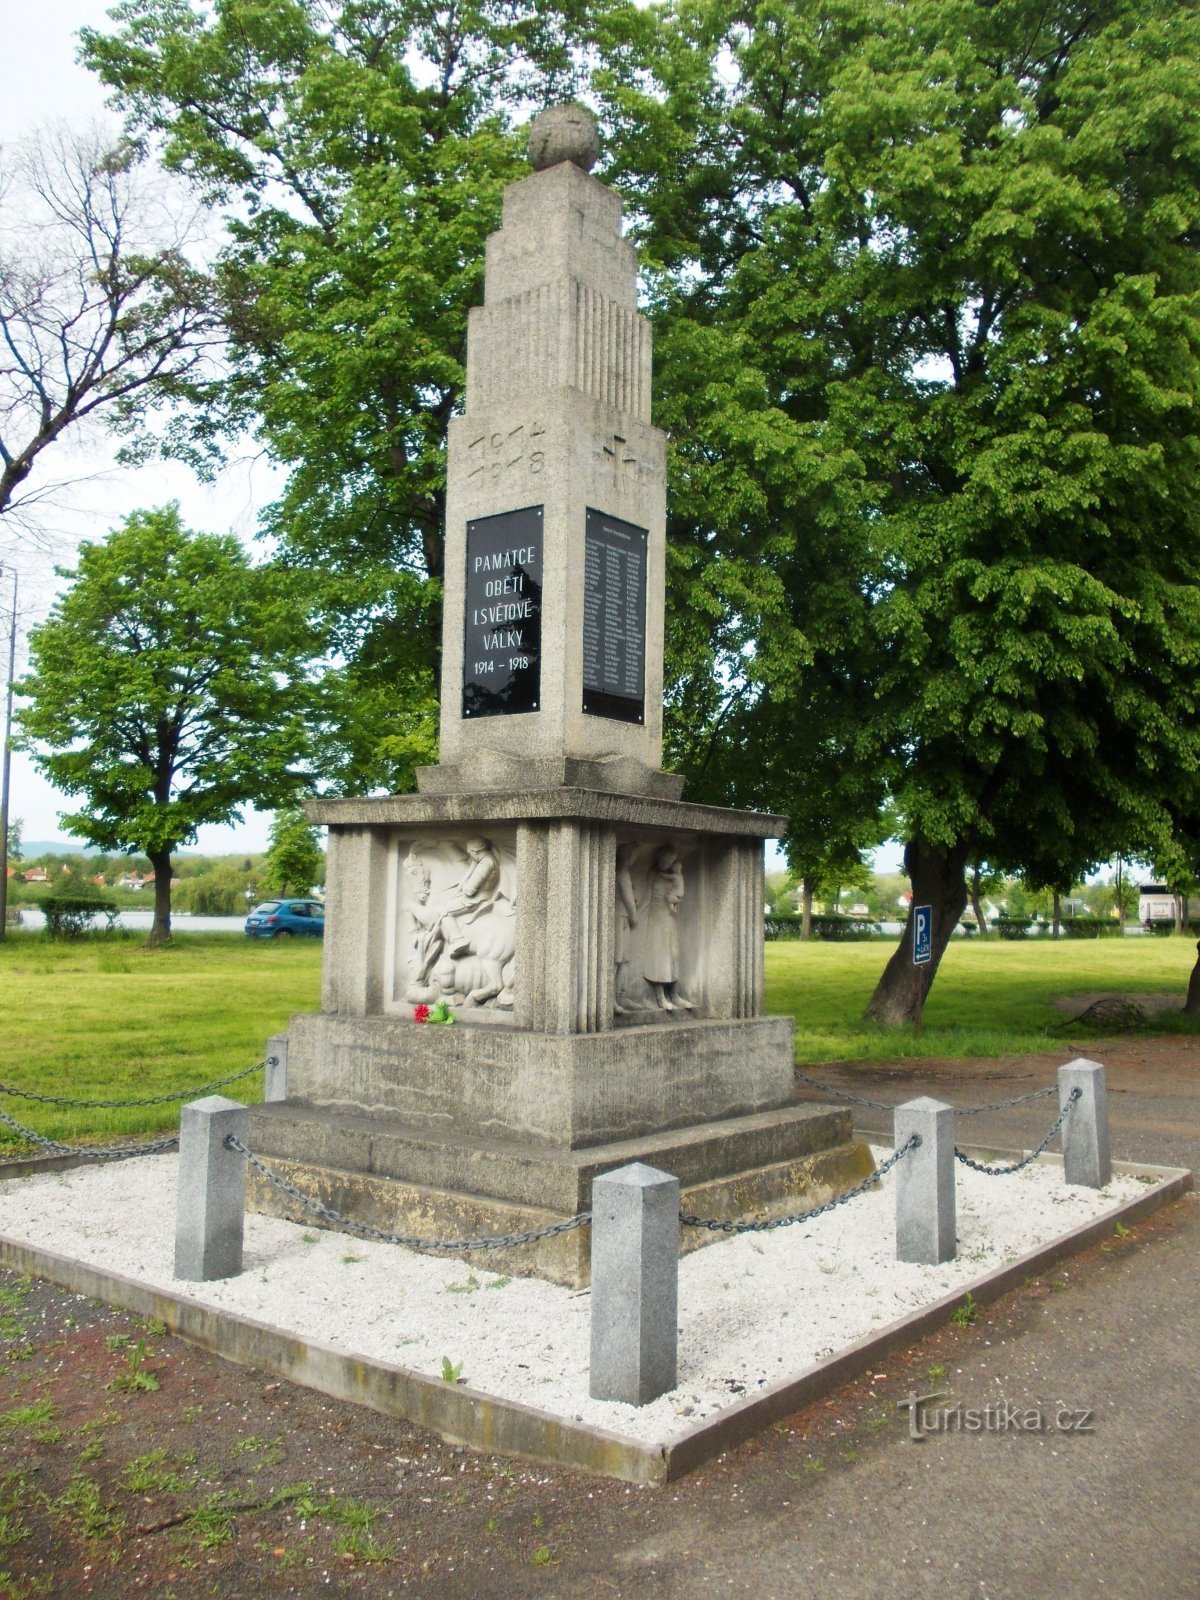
[
  {"xmin": 591, "ymin": 1041, "xmax": 1200, "ymax": 1599},
  {"xmin": 800, "ymin": 1037, "xmax": 1200, "ymax": 1172}
]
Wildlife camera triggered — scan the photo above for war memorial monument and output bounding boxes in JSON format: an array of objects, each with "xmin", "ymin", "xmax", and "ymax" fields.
[{"xmin": 247, "ymin": 106, "xmax": 873, "ymax": 1284}]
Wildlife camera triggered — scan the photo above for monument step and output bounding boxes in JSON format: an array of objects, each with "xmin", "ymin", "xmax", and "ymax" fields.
[
  {"xmin": 246, "ymin": 1099, "xmax": 854, "ymax": 1215},
  {"xmin": 243, "ymin": 1134, "xmax": 877, "ymax": 1289}
]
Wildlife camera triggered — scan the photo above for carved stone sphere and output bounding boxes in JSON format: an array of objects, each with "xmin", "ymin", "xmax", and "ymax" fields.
[{"xmin": 528, "ymin": 104, "xmax": 600, "ymax": 172}]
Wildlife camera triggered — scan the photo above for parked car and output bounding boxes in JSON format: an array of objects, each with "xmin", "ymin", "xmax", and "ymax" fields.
[{"xmin": 244, "ymin": 899, "xmax": 325, "ymax": 939}]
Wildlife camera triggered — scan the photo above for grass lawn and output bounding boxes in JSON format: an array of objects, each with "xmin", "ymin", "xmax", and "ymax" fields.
[
  {"xmin": 0, "ymin": 932, "xmax": 321, "ymax": 1146},
  {"xmin": 1, "ymin": 927, "xmax": 1197, "ymax": 1147},
  {"xmin": 770, "ymin": 933, "xmax": 1200, "ymax": 1064}
]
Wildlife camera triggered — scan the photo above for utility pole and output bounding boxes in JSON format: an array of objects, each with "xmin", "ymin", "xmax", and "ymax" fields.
[{"xmin": 0, "ymin": 567, "xmax": 17, "ymax": 941}]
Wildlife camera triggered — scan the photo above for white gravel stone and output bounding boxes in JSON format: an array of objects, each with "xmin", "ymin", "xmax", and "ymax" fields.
[{"xmin": 0, "ymin": 1150, "xmax": 1147, "ymax": 1447}]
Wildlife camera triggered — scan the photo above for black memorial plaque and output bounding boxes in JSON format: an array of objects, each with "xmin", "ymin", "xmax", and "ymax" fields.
[
  {"xmin": 462, "ymin": 505, "xmax": 543, "ymax": 718},
  {"xmin": 582, "ymin": 508, "xmax": 647, "ymax": 724}
]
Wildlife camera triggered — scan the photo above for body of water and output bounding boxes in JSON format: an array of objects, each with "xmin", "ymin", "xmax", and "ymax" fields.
[{"xmin": 15, "ymin": 908, "xmax": 249, "ymax": 935}]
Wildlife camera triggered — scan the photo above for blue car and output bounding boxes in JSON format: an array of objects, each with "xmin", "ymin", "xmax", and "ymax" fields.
[{"xmin": 244, "ymin": 899, "xmax": 325, "ymax": 939}]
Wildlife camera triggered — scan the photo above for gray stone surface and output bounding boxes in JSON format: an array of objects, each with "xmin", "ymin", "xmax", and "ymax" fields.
[
  {"xmin": 264, "ymin": 1035, "xmax": 288, "ymax": 1103},
  {"xmin": 589, "ymin": 1162, "xmax": 679, "ymax": 1404},
  {"xmin": 894, "ymin": 1096, "xmax": 956, "ymax": 1264},
  {"xmin": 247, "ymin": 1098, "xmax": 853, "ymax": 1212},
  {"xmin": 527, "ymin": 104, "xmax": 601, "ymax": 172},
  {"xmin": 281, "ymin": 1011, "xmax": 796, "ymax": 1147},
  {"xmin": 1059, "ymin": 1058, "xmax": 1112, "ymax": 1188},
  {"xmin": 438, "ymin": 149, "xmax": 661, "ymax": 777},
  {"xmin": 416, "ymin": 750, "xmax": 684, "ymax": 800},
  {"xmin": 174, "ymin": 1096, "xmax": 248, "ymax": 1282},
  {"xmin": 246, "ymin": 1134, "xmax": 874, "ymax": 1289},
  {"xmin": 307, "ymin": 787, "xmax": 783, "ymax": 835}
]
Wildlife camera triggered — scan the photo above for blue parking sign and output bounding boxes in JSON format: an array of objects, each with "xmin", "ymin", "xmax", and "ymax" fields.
[{"xmin": 913, "ymin": 905, "xmax": 932, "ymax": 965}]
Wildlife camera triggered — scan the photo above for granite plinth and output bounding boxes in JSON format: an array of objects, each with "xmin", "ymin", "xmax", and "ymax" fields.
[
  {"xmin": 243, "ymin": 1103, "xmax": 876, "ymax": 1287},
  {"xmin": 282, "ymin": 1012, "xmax": 797, "ymax": 1148},
  {"xmin": 416, "ymin": 751, "xmax": 684, "ymax": 800},
  {"xmin": 247, "ymin": 1098, "xmax": 854, "ymax": 1211}
]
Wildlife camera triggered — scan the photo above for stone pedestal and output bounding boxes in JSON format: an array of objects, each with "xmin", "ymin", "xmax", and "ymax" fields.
[{"xmin": 246, "ymin": 111, "xmax": 872, "ymax": 1283}]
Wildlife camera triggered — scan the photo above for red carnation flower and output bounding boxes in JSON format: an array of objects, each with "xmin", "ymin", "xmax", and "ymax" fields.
[{"xmin": 413, "ymin": 1004, "xmax": 431, "ymax": 1023}]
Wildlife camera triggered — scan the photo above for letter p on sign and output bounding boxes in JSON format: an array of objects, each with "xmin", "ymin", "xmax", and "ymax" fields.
[{"xmin": 913, "ymin": 905, "xmax": 932, "ymax": 965}]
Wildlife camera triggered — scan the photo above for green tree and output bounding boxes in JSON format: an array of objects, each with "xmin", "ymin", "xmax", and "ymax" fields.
[
  {"xmin": 262, "ymin": 807, "xmax": 324, "ymax": 897},
  {"xmin": 597, "ymin": 0, "xmax": 1200, "ymax": 1020},
  {"xmin": 173, "ymin": 858, "xmax": 263, "ymax": 916},
  {"xmin": 83, "ymin": 0, "xmax": 604, "ymax": 792},
  {"xmin": 17, "ymin": 506, "xmax": 317, "ymax": 943}
]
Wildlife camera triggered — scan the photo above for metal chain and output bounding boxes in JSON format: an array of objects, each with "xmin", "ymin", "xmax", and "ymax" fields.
[
  {"xmin": 0, "ymin": 1104, "xmax": 178, "ymax": 1162},
  {"xmin": 0, "ymin": 1057, "xmax": 270, "ymax": 1111},
  {"xmin": 954, "ymin": 1084, "xmax": 1059, "ymax": 1115},
  {"xmin": 793, "ymin": 1069, "xmax": 894, "ymax": 1110},
  {"xmin": 954, "ymin": 1088, "xmax": 1082, "ymax": 1175},
  {"xmin": 227, "ymin": 1135, "xmax": 591, "ymax": 1253},
  {"xmin": 795, "ymin": 1067, "xmax": 1058, "ymax": 1116},
  {"xmin": 680, "ymin": 1134, "xmax": 921, "ymax": 1234}
]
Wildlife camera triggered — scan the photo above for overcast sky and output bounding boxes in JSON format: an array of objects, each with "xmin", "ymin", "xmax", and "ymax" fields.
[{"xmin": 1, "ymin": 1, "xmax": 283, "ymax": 854}]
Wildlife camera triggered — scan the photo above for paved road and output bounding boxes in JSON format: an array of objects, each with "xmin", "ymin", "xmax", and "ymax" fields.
[
  {"xmin": 589, "ymin": 1193, "xmax": 1200, "ymax": 1600},
  {"xmin": 801, "ymin": 1036, "xmax": 1200, "ymax": 1171}
]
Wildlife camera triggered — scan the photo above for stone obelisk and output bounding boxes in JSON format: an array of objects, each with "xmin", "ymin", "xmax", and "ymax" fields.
[{"xmin": 247, "ymin": 107, "xmax": 872, "ymax": 1285}]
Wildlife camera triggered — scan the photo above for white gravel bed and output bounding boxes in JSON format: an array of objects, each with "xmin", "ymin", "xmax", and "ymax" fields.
[{"xmin": 0, "ymin": 1151, "xmax": 1148, "ymax": 1447}]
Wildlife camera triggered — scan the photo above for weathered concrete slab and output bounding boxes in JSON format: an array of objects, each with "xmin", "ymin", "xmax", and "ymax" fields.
[
  {"xmin": 278, "ymin": 1012, "xmax": 799, "ymax": 1146},
  {"xmin": 247, "ymin": 1099, "xmax": 856, "ymax": 1211},
  {"xmin": 243, "ymin": 1136, "xmax": 875, "ymax": 1287}
]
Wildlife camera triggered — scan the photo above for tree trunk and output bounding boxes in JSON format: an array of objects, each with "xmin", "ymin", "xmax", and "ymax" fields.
[
  {"xmin": 800, "ymin": 878, "xmax": 814, "ymax": 940},
  {"xmin": 148, "ymin": 849, "xmax": 173, "ymax": 945},
  {"xmin": 970, "ymin": 863, "xmax": 988, "ymax": 938},
  {"xmin": 1174, "ymin": 892, "xmax": 1186, "ymax": 936},
  {"xmin": 1184, "ymin": 942, "xmax": 1200, "ymax": 1015},
  {"xmin": 1052, "ymin": 888, "xmax": 1062, "ymax": 940},
  {"xmin": 864, "ymin": 840, "xmax": 970, "ymax": 1025}
]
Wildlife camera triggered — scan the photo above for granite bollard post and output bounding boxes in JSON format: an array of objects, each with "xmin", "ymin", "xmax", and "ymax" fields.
[
  {"xmin": 174, "ymin": 1096, "xmax": 249, "ymax": 1281},
  {"xmin": 894, "ymin": 1097, "xmax": 956, "ymax": 1264},
  {"xmin": 1058, "ymin": 1059, "xmax": 1111, "ymax": 1188},
  {"xmin": 589, "ymin": 1162, "xmax": 679, "ymax": 1406},
  {"xmin": 264, "ymin": 1035, "xmax": 289, "ymax": 1103}
]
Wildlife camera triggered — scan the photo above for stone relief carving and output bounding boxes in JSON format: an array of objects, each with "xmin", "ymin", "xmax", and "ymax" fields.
[
  {"xmin": 613, "ymin": 841, "xmax": 639, "ymax": 1015},
  {"xmin": 613, "ymin": 838, "xmax": 696, "ymax": 1015},
  {"xmin": 398, "ymin": 835, "xmax": 516, "ymax": 1010}
]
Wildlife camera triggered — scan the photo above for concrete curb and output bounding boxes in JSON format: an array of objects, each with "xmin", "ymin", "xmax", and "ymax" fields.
[
  {"xmin": 0, "ymin": 1235, "xmax": 666, "ymax": 1484},
  {"xmin": 0, "ymin": 1150, "xmax": 1190, "ymax": 1484}
]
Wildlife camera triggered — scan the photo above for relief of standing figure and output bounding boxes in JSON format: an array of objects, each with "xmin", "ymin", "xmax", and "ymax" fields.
[
  {"xmin": 641, "ymin": 843, "xmax": 694, "ymax": 1011},
  {"xmin": 614, "ymin": 841, "xmax": 639, "ymax": 1014}
]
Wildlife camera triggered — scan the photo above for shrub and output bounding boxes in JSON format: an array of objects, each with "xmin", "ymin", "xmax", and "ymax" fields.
[
  {"xmin": 764, "ymin": 913, "xmax": 882, "ymax": 941},
  {"xmin": 1059, "ymin": 917, "xmax": 1123, "ymax": 939},
  {"xmin": 42, "ymin": 897, "xmax": 120, "ymax": 939}
]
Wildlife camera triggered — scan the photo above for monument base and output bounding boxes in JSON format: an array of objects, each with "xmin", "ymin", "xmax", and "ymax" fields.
[{"xmin": 245, "ymin": 1100, "xmax": 876, "ymax": 1287}]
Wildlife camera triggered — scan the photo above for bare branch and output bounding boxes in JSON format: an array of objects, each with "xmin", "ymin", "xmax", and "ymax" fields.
[{"xmin": 0, "ymin": 123, "xmax": 225, "ymax": 541}]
